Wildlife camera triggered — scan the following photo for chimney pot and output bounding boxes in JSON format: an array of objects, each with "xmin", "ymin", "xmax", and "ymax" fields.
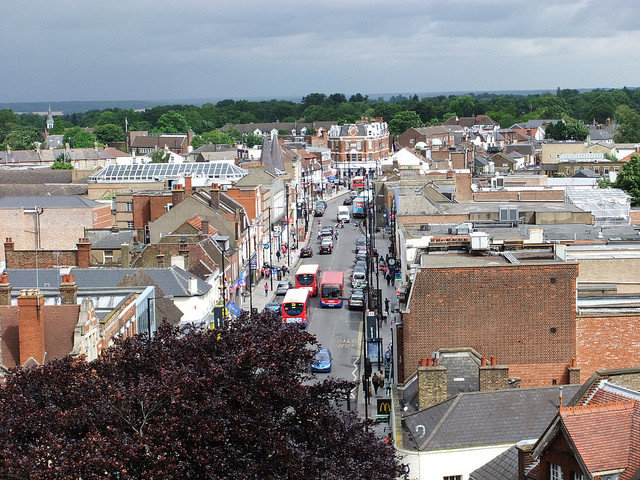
[
  {"xmin": 419, "ymin": 358, "xmax": 427, "ymax": 368},
  {"xmin": 426, "ymin": 358, "xmax": 432, "ymax": 367},
  {"xmin": 481, "ymin": 356, "xmax": 487, "ymax": 366},
  {"xmin": 571, "ymin": 357, "xmax": 577, "ymax": 368},
  {"xmin": 433, "ymin": 358, "xmax": 438, "ymax": 367},
  {"xmin": 490, "ymin": 356, "xmax": 497, "ymax": 366}
]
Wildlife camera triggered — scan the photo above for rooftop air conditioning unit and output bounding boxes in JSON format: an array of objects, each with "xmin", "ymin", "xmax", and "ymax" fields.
[{"xmin": 499, "ymin": 205, "xmax": 519, "ymax": 222}]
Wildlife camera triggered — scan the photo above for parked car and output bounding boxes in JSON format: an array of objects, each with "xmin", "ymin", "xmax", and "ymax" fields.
[
  {"xmin": 275, "ymin": 281, "xmax": 293, "ymax": 295},
  {"xmin": 349, "ymin": 289, "xmax": 365, "ymax": 310},
  {"xmin": 351, "ymin": 267, "xmax": 367, "ymax": 288},
  {"xmin": 300, "ymin": 246, "xmax": 313, "ymax": 258},
  {"xmin": 354, "ymin": 252, "xmax": 367, "ymax": 262},
  {"xmin": 343, "ymin": 197, "xmax": 353, "ymax": 205},
  {"xmin": 311, "ymin": 348, "xmax": 332, "ymax": 373},
  {"xmin": 355, "ymin": 237, "xmax": 367, "ymax": 252},
  {"xmin": 319, "ymin": 238, "xmax": 333, "ymax": 254},
  {"xmin": 264, "ymin": 302, "xmax": 282, "ymax": 317},
  {"xmin": 353, "ymin": 260, "xmax": 367, "ymax": 271},
  {"xmin": 315, "ymin": 200, "xmax": 327, "ymax": 210},
  {"xmin": 313, "ymin": 207, "xmax": 325, "ymax": 217}
]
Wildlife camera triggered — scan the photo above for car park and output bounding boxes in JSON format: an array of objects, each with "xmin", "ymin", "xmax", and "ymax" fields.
[
  {"xmin": 311, "ymin": 348, "xmax": 332, "ymax": 373},
  {"xmin": 275, "ymin": 281, "xmax": 293, "ymax": 296},
  {"xmin": 300, "ymin": 246, "xmax": 313, "ymax": 258},
  {"xmin": 349, "ymin": 289, "xmax": 365, "ymax": 310}
]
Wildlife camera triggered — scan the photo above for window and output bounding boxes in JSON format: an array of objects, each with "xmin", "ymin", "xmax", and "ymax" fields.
[
  {"xmin": 443, "ymin": 476, "xmax": 462, "ymax": 480},
  {"xmin": 604, "ymin": 167, "xmax": 610, "ymax": 174},
  {"xmin": 550, "ymin": 464, "xmax": 563, "ymax": 480},
  {"xmin": 125, "ymin": 202, "xmax": 133, "ymax": 212},
  {"xmin": 103, "ymin": 250, "xmax": 114, "ymax": 264},
  {"xmin": 369, "ymin": 140, "xmax": 373, "ymax": 149},
  {"xmin": 574, "ymin": 473, "xmax": 585, "ymax": 480},
  {"xmin": 614, "ymin": 166, "xmax": 620, "ymax": 172},
  {"xmin": 127, "ymin": 221, "xmax": 134, "ymax": 228},
  {"xmin": 93, "ymin": 213, "xmax": 98, "ymax": 221},
  {"xmin": 357, "ymin": 141, "xmax": 362, "ymax": 150}
]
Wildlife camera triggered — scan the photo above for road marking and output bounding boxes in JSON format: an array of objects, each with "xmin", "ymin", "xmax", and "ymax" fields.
[{"xmin": 350, "ymin": 322, "xmax": 362, "ymax": 400}]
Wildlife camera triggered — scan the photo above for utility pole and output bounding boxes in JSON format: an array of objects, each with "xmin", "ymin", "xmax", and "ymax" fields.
[
  {"xmin": 285, "ymin": 182, "xmax": 291, "ymax": 266},
  {"xmin": 247, "ymin": 225, "xmax": 253, "ymax": 314},
  {"xmin": 267, "ymin": 206, "xmax": 273, "ymax": 290}
]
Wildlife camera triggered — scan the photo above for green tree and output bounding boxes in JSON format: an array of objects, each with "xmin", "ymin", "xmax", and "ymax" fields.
[
  {"xmin": 302, "ymin": 92, "xmax": 327, "ymax": 109},
  {"xmin": 388, "ymin": 110, "xmax": 423, "ymax": 136},
  {"xmin": 349, "ymin": 93, "xmax": 369, "ymax": 103},
  {"xmin": 63, "ymin": 126, "xmax": 98, "ymax": 148},
  {"xmin": 245, "ymin": 132, "xmax": 263, "ymax": 147},
  {"xmin": 51, "ymin": 153, "xmax": 73, "ymax": 170},
  {"xmin": 93, "ymin": 123, "xmax": 125, "ymax": 144},
  {"xmin": 150, "ymin": 149, "xmax": 170, "ymax": 163},
  {"xmin": 449, "ymin": 95, "xmax": 476, "ymax": 117},
  {"xmin": 3, "ymin": 127, "xmax": 41, "ymax": 150},
  {"xmin": 191, "ymin": 129, "xmax": 235, "ymax": 149},
  {"xmin": 153, "ymin": 110, "xmax": 190, "ymax": 134},
  {"xmin": 615, "ymin": 153, "xmax": 640, "ymax": 205},
  {"xmin": 615, "ymin": 105, "xmax": 640, "ymax": 143}
]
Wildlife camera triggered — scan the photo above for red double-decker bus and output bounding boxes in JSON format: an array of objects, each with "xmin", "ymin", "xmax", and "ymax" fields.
[
  {"xmin": 352, "ymin": 176, "xmax": 365, "ymax": 190},
  {"xmin": 281, "ymin": 288, "xmax": 311, "ymax": 327},
  {"xmin": 319, "ymin": 271, "xmax": 344, "ymax": 308},
  {"xmin": 295, "ymin": 264, "xmax": 320, "ymax": 296}
]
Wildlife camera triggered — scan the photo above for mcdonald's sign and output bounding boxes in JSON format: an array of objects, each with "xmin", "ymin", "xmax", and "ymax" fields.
[{"xmin": 377, "ymin": 399, "xmax": 391, "ymax": 417}]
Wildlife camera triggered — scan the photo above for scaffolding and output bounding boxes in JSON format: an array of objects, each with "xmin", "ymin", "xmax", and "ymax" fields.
[{"xmin": 566, "ymin": 188, "xmax": 631, "ymax": 226}]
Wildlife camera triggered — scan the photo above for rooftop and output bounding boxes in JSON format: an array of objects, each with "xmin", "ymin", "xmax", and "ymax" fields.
[
  {"xmin": 0, "ymin": 195, "xmax": 102, "ymax": 209},
  {"xmin": 88, "ymin": 162, "xmax": 248, "ymax": 183}
]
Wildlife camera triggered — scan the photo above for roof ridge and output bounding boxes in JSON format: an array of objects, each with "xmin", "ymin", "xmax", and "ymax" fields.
[
  {"xmin": 562, "ymin": 400, "xmax": 635, "ymax": 417},
  {"xmin": 421, "ymin": 395, "xmax": 462, "ymax": 448}
]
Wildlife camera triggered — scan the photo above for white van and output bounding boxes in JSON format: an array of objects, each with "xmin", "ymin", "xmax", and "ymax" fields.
[{"xmin": 337, "ymin": 206, "xmax": 350, "ymax": 223}]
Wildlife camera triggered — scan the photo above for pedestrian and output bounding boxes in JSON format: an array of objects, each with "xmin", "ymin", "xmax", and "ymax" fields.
[
  {"xmin": 334, "ymin": 231, "xmax": 338, "ymax": 241},
  {"xmin": 282, "ymin": 264, "xmax": 288, "ymax": 276},
  {"xmin": 276, "ymin": 250, "xmax": 281, "ymax": 262},
  {"xmin": 264, "ymin": 283, "xmax": 269, "ymax": 297},
  {"xmin": 382, "ymin": 310, "xmax": 388, "ymax": 325},
  {"xmin": 384, "ymin": 298, "xmax": 390, "ymax": 316},
  {"xmin": 386, "ymin": 272, "xmax": 392, "ymax": 286},
  {"xmin": 372, "ymin": 373, "xmax": 380, "ymax": 395}
]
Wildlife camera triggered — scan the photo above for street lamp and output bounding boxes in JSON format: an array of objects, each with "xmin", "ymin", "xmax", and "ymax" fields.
[{"xmin": 216, "ymin": 235, "xmax": 230, "ymax": 324}]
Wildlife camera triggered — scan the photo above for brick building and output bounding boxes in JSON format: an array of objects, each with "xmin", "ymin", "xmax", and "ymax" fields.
[
  {"xmin": 396, "ymin": 125, "xmax": 455, "ymax": 150},
  {"xmin": 0, "ymin": 196, "xmax": 111, "ymax": 262},
  {"xmin": 399, "ymin": 252, "xmax": 580, "ymax": 386},
  {"xmin": 327, "ymin": 118, "xmax": 390, "ymax": 177}
]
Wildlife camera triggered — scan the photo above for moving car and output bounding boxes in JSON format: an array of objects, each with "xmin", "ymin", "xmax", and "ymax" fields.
[
  {"xmin": 300, "ymin": 246, "xmax": 313, "ymax": 258},
  {"xmin": 313, "ymin": 207, "xmax": 325, "ymax": 217},
  {"xmin": 264, "ymin": 302, "xmax": 281, "ymax": 317},
  {"xmin": 311, "ymin": 348, "xmax": 332, "ymax": 373},
  {"xmin": 349, "ymin": 289, "xmax": 365, "ymax": 310},
  {"xmin": 342, "ymin": 197, "xmax": 353, "ymax": 205},
  {"xmin": 349, "ymin": 190, "xmax": 359, "ymax": 199},
  {"xmin": 318, "ymin": 226, "xmax": 333, "ymax": 239},
  {"xmin": 319, "ymin": 238, "xmax": 333, "ymax": 254},
  {"xmin": 275, "ymin": 281, "xmax": 293, "ymax": 296}
]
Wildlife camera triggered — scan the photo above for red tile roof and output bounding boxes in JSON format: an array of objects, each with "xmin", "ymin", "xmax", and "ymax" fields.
[
  {"xmin": 187, "ymin": 215, "xmax": 217, "ymax": 235},
  {"xmin": 561, "ymin": 401, "xmax": 636, "ymax": 474}
]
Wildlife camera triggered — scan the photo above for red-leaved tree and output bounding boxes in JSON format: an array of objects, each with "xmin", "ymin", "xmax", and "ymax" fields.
[{"xmin": 0, "ymin": 312, "xmax": 404, "ymax": 479}]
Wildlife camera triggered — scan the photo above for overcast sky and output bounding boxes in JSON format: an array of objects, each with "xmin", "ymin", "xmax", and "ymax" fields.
[{"xmin": 1, "ymin": 0, "xmax": 639, "ymax": 103}]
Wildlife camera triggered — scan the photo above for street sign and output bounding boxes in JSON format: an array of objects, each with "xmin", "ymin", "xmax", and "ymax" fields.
[
  {"xmin": 263, "ymin": 243, "xmax": 269, "ymax": 249},
  {"xmin": 376, "ymin": 399, "xmax": 391, "ymax": 422}
]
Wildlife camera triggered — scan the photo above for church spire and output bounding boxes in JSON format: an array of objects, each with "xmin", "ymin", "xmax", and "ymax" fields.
[{"xmin": 46, "ymin": 105, "xmax": 54, "ymax": 131}]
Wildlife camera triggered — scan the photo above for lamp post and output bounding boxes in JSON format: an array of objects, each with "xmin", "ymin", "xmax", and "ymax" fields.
[
  {"xmin": 267, "ymin": 206, "xmax": 273, "ymax": 290},
  {"xmin": 216, "ymin": 236, "xmax": 230, "ymax": 325},
  {"xmin": 285, "ymin": 182, "xmax": 291, "ymax": 267},
  {"xmin": 247, "ymin": 225, "xmax": 254, "ymax": 314}
]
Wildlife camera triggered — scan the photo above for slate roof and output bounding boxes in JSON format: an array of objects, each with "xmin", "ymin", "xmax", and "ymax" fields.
[
  {"xmin": 130, "ymin": 135, "xmax": 187, "ymax": 150},
  {"xmin": 444, "ymin": 115, "xmax": 498, "ymax": 127},
  {"xmin": 0, "ymin": 304, "xmax": 80, "ymax": 368},
  {"xmin": 220, "ymin": 121, "xmax": 335, "ymax": 135},
  {"xmin": 470, "ymin": 446, "xmax": 519, "ymax": 480},
  {"xmin": 0, "ymin": 168, "xmax": 73, "ymax": 184},
  {"xmin": 571, "ymin": 168, "xmax": 600, "ymax": 178},
  {"xmin": 86, "ymin": 229, "xmax": 137, "ymax": 249},
  {"xmin": 0, "ymin": 184, "xmax": 88, "ymax": 198},
  {"xmin": 403, "ymin": 385, "xmax": 581, "ymax": 451},
  {"xmin": 4, "ymin": 267, "xmax": 210, "ymax": 297},
  {"xmin": 260, "ymin": 134, "xmax": 286, "ymax": 175},
  {"xmin": 0, "ymin": 195, "xmax": 102, "ymax": 208}
]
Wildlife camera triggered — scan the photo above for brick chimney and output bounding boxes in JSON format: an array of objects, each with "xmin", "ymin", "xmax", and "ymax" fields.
[
  {"xmin": 568, "ymin": 358, "xmax": 580, "ymax": 384},
  {"xmin": 516, "ymin": 440, "xmax": 536, "ymax": 480},
  {"xmin": 4, "ymin": 237, "xmax": 14, "ymax": 254},
  {"xmin": 121, "ymin": 243, "xmax": 130, "ymax": 268},
  {"xmin": 184, "ymin": 174, "xmax": 193, "ymax": 196},
  {"xmin": 18, "ymin": 289, "xmax": 46, "ymax": 365},
  {"xmin": 210, "ymin": 184, "xmax": 221, "ymax": 210},
  {"xmin": 157, "ymin": 254, "xmax": 165, "ymax": 268},
  {"xmin": 179, "ymin": 247, "xmax": 189, "ymax": 270},
  {"xmin": 76, "ymin": 238, "xmax": 91, "ymax": 268},
  {"xmin": 201, "ymin": 219, "xmax": 210, "ymax": 235},
  {"xmin": 0, "ymin": 273, "xmax": 12, "ymax": 306},
  {"xmin": 417, "ymin": 357, "xmax": 447, "ymax": 410},
  {"xmin": 59, "ymin": 274, "xmax": 78, "ymax": 305},
  {"xmin": 172, "ymin": 184, "xmax": 186, "ymax": 206},
  {"xmin": 479, "ymin": 356, "xmax": 510, "ymax": 391}
]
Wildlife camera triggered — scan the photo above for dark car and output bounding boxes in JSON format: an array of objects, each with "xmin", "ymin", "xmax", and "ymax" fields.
[
  {"xmin": 349, "ymin": 289, "xmax": 365, "ymax": 310},
  {"xmin": 300, "ymin": 246, "xmax": 313, "ymax": 258},
  {"xmin": 275, "ymin": 281, "xmax": 293, "ymax": 295},
  {"xmin": 264, "ymin": 302, "xmax": 281, "ymax": 317},
  {"xmin": 315, "ymin": 200, "xmax": 327, "ymax": 210},
  {"xmin": 313, "ymin": 207, "xmax": 325, "ymax": 217},
  {"xmin": 342, "ymin": 197, "xmax": 353, "ymax": 205},
  {"xmin": 311, "ymin": 348, "xmax": 332, "ymax": 373},
  {"xmin": 319, "ymin": 239, "xmax": 333, "ymax": 254}
]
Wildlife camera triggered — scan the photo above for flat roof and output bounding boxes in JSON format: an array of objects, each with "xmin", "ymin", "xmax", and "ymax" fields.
[{"xmin": 419, "ymin": 251, "xmax": 566, "ymax": 268}]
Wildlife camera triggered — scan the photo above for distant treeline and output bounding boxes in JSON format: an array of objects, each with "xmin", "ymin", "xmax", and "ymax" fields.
[{"xmin": 2, "ymin": 88, "xmax": 640, "ymax": 150}]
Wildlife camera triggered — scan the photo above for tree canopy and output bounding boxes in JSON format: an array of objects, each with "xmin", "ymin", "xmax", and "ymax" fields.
[
  {"xmin": 0, "ymin": 314, "xmax": 403, "ymax": 479},
  {"xmin": 388, "ymin": 110, "xmax": 423, "ymax": 136},
  {"xmin": 63, "ymin": 126, "xmax": 99, "ymax": 148},
  {"xmin": 615, "ymin": 153, "xmax": 640, "ymax": 205},
  {"xmin": 94, "ymin": 123, "xmax": 125, "ymax": 143}
]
